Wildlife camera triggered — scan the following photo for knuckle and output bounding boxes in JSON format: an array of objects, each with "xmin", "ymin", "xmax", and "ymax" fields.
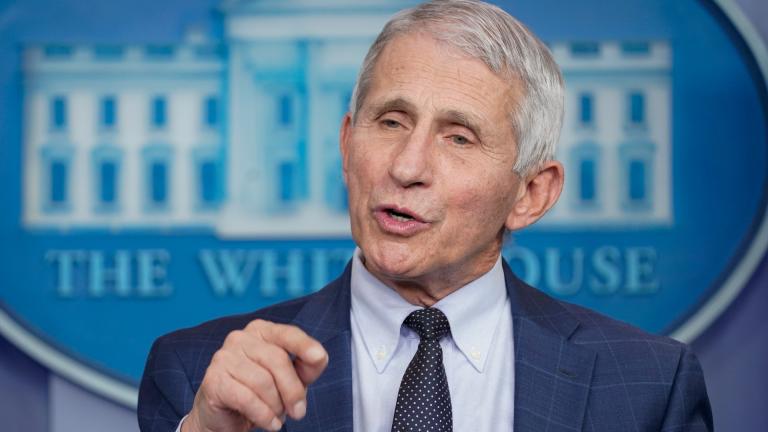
[
  {"xmin": 268, "ymin": 344, "xmax": 291, "ymax": 363},
  {"xmin": 231, "ymin": 386, "xmax": 255, "ymax": 408},
  {"xmin": 245, "ymin": 319, "xmax": 268, "ymax": 332},
  {"xmin": 210, "ymin": 349, "xmax": 232, "ymax": 368},
  {"xmin": 250, "ymin": 368, "xmax": 272, "ymax": 390},
  {"xmin": 248, "ymin": 400, "xmax": 274, "ymax": 425},
  {"xmin": 200, "ymin": 370, "xmax": 217, "ymax": 390},
  {"xmin": 284, "ymin": 387, "xmax": 306, "ymax": 405},
  {"xmin": 284, "ymin": 324, "xmax": 305, "ymax": 339},
  {"xmin": 224, "ymin": 329, "xmax": 246, "ymax": 346},
  {"xmin": 249, "ymin": 318, "xmax": 266, "ymax": 327},
  {"xmin": 204, "ymin": 390, "xmax": 221, "ymax": 412}
]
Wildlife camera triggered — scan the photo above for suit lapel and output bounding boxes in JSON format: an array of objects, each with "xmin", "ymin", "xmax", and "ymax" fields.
[
  {"xmin": 504, "ymin": 262, "xmax": 596, "ymax": 432},
  {"xmin": 285, "ymin": 264, "xmax": 354, "ymax": 432}
]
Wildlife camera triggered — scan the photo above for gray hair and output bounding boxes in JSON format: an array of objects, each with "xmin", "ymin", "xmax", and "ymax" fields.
[{"xmin": 349, "ymin": 0, "xmax": 564, "ymax": 175}]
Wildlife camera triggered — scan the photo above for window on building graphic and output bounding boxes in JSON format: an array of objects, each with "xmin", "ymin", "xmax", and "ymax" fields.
[
  {"xmin": 50, "ymin": 96, "xmax": 67, "ymax": 131},
  {"xmin": 579, "ymin": 93, "xmax": 594, "ymax": 126},
  {"xmin": 44, "ymin": 45, "xmax": 73, "ymax": 59},
  {"xmin": 151, "ymin": 96, "xmax": 167, "ymax": 128},
  {"xmin": 278, "ymin": 94, "xmax": 293, "ymax": 126},
  {"xmin": 279, "ymin": 161, "xmax": 294, "ymax": 202},
  {"xmin": 99, "ymin": 160, "xmax": 118, "ymax": 204},
  {"xmin": 193, "ymin": 145, "xmax": 223, "ymax": 208},
  {"xmin": 628, "ymin": 92, "xmax": 646, "ymax": 126},
  {"xmin": 621, "ymin": 41, "xmax": 651, "ymax": 56},
  {"xmin": 101, "ymin": 96, "xmax": 117, "ymax": 130},
  {"xmin": 579, "ymin": 159, "xmax": 597, "ymax": 203},
  {"xmin": 199, "ymin": 159, "xmax": 222, "ymax": 206},
  {"xmin": 145, "ymin": 45, "xmax": 175, "ymax": 60},
  {"xmin": 94, "ymin": 45, "xmax": 124, "ymax": 60},
  {"xmin": 203, "ymin": 96, "xmax": 219, "ymax": 128},
  {"xmin": 142, "ymin": 144, "xmax": 172, "ymax": 210},
  {"xmin": 92, "ymin": 146, "xmax": 123, "ymax": 210},
  {"xmin": 150, "ymin": 161, "xmax": 168, "ymax": 205},
  {"xmin": 41, "ymin": 145, "xmax": 73, "ymax": 212},
  {"xmin": 571, "ymin": 143, "xmax": 600, "ymax": 208},
  {"xmin": 620, "ymin": 140, "xmax": 654, "ymax": 210},
  {"xmin": 570, "ymin": 42, "xmax": 600, "ymax": 57},
  {"xmin": 50, "ymin": 160, "xmax": 68, "ymax": 204},
  {"xmin": 628, "ymin": 159, "xmax": 646, "ymax": 202}
]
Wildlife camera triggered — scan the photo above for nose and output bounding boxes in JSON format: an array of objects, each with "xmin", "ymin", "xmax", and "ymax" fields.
[{"xmin": 388, "ymin": 126, "xmax": 433, "ymax": 188}]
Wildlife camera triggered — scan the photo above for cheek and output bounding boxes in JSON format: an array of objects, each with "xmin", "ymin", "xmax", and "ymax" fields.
[
  {"xmin": 345, "ymin": 148, "xmax": 385, "ymax": 216},
  {"xmin": 450, "ymin": 175, "xmax": 516, "ymax": 230}
]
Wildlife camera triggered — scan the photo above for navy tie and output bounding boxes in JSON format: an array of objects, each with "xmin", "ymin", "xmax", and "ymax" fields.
[{"xmin": 391, "ymin": 308, "xmax": 453, "ymax": 432}]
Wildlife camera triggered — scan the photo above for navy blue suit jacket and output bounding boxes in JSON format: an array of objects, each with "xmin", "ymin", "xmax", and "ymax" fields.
[{"xmin": 138, "ymin": 261, "xmax": 713, "ymax": 431}]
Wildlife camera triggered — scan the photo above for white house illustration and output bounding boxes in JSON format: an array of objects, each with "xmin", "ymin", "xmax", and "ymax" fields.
[{"xmin": 21, "ymin": 0, "xmax": 672, "ymax": 236}]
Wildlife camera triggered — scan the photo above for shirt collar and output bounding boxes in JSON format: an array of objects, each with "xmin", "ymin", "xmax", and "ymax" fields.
[{"xmin": 350, "ymin": 248, "xmax": 509, "ymax": 374}]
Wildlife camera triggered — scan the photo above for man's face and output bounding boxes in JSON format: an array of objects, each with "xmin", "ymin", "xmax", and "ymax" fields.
[{"xmin": 341, "ymin": 32, "xmax": 526, "ymax": 291}]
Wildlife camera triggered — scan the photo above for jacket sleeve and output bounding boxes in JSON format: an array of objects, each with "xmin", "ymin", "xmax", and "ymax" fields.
[
  {"xmin": 659, "ymin": 346, "xmax": 714, "ymax": 431},
  {"xmin": 137, "ymin": 335, "xmax": 196, "ymax": 432}
]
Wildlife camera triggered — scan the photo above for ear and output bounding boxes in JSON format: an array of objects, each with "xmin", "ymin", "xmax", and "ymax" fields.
[
  {"xmin": 505, "ymin": 160, "xmax": 564, "ymax": 231},
  {"xmin": 339, "ymin": 113, "xmax": 353, "ymax": 186}
]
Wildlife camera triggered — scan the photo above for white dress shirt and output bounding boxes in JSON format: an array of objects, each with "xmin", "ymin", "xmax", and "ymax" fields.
[{"xmin": 351, "ymin": 250, "xmax": 515, "ymax": 432}]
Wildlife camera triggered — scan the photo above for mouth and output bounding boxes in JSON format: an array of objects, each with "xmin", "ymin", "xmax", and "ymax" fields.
[
  {"xmin": 373, "ymin": 205, "xmax": 429, "ymax": 236},
  {"xmin": 386, "ymin": 208, "xmax": 417, "ymax": 222}
]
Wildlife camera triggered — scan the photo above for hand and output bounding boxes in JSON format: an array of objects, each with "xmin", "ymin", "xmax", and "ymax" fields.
[{"xmin": 182, "ymin": 319, "xmax": 329, "ymax": 432}]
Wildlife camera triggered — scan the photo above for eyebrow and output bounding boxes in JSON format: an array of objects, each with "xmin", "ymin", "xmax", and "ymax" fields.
[
  {"xmin": 365, "ymin": 97, "xmax": 418, "ymax": 118},
  {"xmin": 365, "ymin": 97, "xmax": 485, "ymax": 138},
  {"xmin": 441, "ymin": 109, "xmax": 484, "ymax": 139}
]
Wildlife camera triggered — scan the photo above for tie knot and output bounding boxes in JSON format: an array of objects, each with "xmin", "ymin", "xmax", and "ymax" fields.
[{"xmin": 404, "ymin": 308, "xmax": 451, "ymax": 341}]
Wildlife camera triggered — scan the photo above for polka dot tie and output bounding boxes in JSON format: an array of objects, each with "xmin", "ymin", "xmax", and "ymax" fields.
[{"xmin": 391, "ymin": 308, "xmax": 453, "ymax": 432}]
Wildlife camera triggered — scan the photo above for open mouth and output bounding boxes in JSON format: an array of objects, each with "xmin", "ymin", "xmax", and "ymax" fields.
[
  {"xmin": 374, "ymin": 205, "xmax": 429, "ymax": 235},
  {"xmin": 386, "ymin": 208, "xmax": 415, "ymax": 222}
]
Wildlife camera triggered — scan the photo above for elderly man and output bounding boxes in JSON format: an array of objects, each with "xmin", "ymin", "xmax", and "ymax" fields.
[{"xmin": 138, "ymin": 1, "xmax": 713, "ymax": 431}]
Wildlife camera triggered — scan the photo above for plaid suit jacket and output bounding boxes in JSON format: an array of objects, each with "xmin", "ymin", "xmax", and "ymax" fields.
[{"xmin": 138, "ymin": 261, "xmax": 713, "ymax": 431}]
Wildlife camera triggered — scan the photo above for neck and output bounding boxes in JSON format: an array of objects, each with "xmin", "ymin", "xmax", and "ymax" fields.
[{"xmin": 360, "ymin": 249, "xmax": 500, "ymax": 307}]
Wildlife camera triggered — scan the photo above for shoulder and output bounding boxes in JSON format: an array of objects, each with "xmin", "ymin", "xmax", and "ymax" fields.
[
  {"xmin": 507, "ymin": 265, "xmax": 711, "ymax": 428},
  {"xmin": 510, "ymin": 264, "xmax": 700, "ymax": 385},
  {"xmin": 559, "ymin": 298, "xmax": 708, "ymax": 415},
  {"xmin": 506, "ymin": 264, "xmax": 691, "ymax": 370},
  {"xmin": 560, "ymin": 298, "xmax": 690, "ymax": 368},
  {"xmin": 558, "ymin": 300, "xmax": 711, "ymax": 428}
]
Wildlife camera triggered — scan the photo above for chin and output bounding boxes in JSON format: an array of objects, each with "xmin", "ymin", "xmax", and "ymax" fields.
[{"xmin": 362, "ymin": 239, "xmax": 424, "ymax": 279}]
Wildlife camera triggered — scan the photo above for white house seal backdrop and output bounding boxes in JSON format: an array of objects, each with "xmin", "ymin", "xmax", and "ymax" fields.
[{"xmin": 0, "ymin": 0, "xmax": 766, "ymax": 408}]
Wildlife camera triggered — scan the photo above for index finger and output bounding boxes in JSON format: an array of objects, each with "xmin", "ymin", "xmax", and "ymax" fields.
[{"xmin": 250, "ymin": 321, "xmax": 328, "ymax": 379}]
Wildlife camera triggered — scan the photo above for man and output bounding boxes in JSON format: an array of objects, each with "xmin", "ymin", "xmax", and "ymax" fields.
[{"xmin": 138, "ymin": 1, "xmax": 713, "ymax": 431}]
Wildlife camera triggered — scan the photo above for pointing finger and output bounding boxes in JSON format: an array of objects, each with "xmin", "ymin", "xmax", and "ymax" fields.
[{"xmin": 249, "ymin": 321, "xmax": 329, "ymax": 380}]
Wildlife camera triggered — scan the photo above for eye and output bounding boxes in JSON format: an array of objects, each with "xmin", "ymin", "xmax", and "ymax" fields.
[
  {"xmin": 450, "ymin": 135, "xmax": 470, "ymax": 145},
  {"xmin": 382, "ymin": 119, "xmax": 401, "ymax": 129}
]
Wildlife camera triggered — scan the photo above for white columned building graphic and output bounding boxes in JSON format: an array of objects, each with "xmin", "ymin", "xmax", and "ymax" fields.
[
  {"xmin": 21, "ymin": 0, "xmax": 672, "ymax": 235},
  {"xmin": 544, "ymin": 40, "xmax": 672, "ymax": 227}
]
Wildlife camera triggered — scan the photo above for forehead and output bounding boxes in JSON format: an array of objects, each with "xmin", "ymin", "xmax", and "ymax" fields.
[{"xmin": 364, "ymin": 32, "xmax": 519, "ymax": 128}]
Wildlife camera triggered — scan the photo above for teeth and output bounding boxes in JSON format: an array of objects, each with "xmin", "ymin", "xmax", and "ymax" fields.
[
  {"xmin": 392, "ymin": 213, "xmax": 412, "ymax": 222},
  {"xmin": 387, "ymin": 209, "xmax": 414, "ymax": 222}
]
